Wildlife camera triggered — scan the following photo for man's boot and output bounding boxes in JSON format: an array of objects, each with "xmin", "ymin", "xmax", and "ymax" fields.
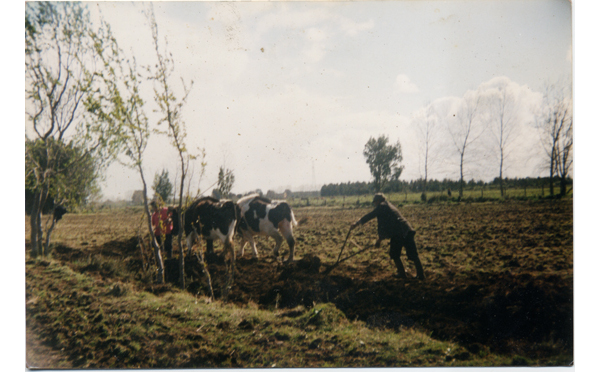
[
  {"xmin": 392, "ymin": 258, "xmax": 407, "ymax": 278},
  {"xmin": 414, "ymin": 258, "xmax": 426, "ymax": 280}
]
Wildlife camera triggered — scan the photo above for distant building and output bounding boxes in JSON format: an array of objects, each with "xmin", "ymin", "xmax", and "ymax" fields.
[{"xmin": 266, "ymin": 190, "xmax": 287, "ymax": 200}]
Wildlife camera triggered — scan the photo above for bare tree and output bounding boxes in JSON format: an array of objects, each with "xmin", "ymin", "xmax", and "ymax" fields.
[
  {"xmin": 412, "ymin": 103, "xmax": 442, "ymax": 199},
  {"xmin": 536, "ymin": 82, "xmax": 573, "ymax": 196},
  {"xmin": 445, "ymin": 90, "xmax": 485, "ymax": 198},
  {"xmin": 484, "ymin": 80, "xmax": 524, "ymax": 197}
]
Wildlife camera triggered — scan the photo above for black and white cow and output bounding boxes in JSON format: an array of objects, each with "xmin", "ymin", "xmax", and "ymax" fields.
[
  {"xmin": 236, "ymin": 194, "xmax": 298, "ymax": 262},
  {"xmin": 171, "ymin": 197, "xmax": 238, "ymax": 259}
]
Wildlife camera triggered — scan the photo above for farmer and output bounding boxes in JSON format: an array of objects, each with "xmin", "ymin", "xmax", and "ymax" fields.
[
  {"xmin": 350, "ymin": 193, "xmax": 425, "ymax": 280},
  {"xmin": 151, "ymin": 200, "xmax": 174, "ymax": 258}
]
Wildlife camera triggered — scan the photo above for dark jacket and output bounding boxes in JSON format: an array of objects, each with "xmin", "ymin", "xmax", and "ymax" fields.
[{"xmin": 357, "ymin": 200, "xmax": 414, "ymax": 239}]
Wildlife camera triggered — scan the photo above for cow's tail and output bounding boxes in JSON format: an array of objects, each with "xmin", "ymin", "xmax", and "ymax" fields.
[
  {"xmin": 226, "ymin": 219, "xmax": 236, "ymax": 243},
  {"xmin": 289, "ymin": 208, "xmax": 298, "ymax": 226}
]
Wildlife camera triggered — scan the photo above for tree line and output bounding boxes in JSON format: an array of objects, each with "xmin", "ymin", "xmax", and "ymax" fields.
[{"xmin": 320, "ymin": 176, "xmax": 572, "ymax": 198}]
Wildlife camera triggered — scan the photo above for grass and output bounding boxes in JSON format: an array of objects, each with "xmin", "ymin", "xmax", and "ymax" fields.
[{"xmin": 27, "ymin": 256, "xmax": 512, "ymax": 368}]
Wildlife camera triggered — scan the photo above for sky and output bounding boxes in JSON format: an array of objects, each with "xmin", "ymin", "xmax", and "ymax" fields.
[{"xmin": 31, "ymin": 0, "xmax": 573, "ymax": 200}]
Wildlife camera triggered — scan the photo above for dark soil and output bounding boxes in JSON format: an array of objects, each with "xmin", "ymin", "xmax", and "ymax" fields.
[
  {"xmin": 156, "ymin": 252, "xmax": 572, "ymax": 361},
  {"xmin": 32, "ymin": 199, "xmax": 574, "ymax": 365}
]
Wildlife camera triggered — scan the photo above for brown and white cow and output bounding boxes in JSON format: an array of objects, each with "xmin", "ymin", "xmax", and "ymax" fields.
[
  {"xmin": 236, "ymin": 193, "xmax": 298, "ymax": 262},
  {"xmin": 171, "ymin": 197, "xmax": 238, "ymax": 259}
]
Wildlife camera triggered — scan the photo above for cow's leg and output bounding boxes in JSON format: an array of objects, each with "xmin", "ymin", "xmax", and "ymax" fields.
[
  {"xmin": 223, "ymin": 237, "xmax": 235, "ymax": 263},
  {"xmin": 246, "ymin": 233, "xmax": 259, "ymax": 259},
  {"xmin": 239, "ymin": 239, "xmax": 247, "ymax": 258},
  {"xmin": 279, "ymin": 220, "xmax": 296, "ymax": 262},
  {"xmin": 270, "ymin": 232, "xmax": 285, "ymax": 259},
  {"xmin": 239, "ymin": 234, "xmax": 257, "ymax": 259},
  {"xmin": 206, "ymin": 239, "xmax": 214, "ymax": 255},
  {"xmin": 225, "ymin": 220, "xmax": 236, "ymax": 262},
  {"xmin": 186, "ymin": 231, "xmax": 197, "ymax": 255}
]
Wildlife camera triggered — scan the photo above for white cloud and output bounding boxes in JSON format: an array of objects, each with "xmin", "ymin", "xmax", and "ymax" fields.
[
  {"xmin": 395, "ymin": 74, "xmax": 420, "ymax": 93},
  {"xmin": 337, "ymin": 16, "xmax": 375, "ymax": 36},
  {"xmin": 303, "ymin": 27, "xmax": 328, "ymax": 63},
  {"xmin": 77, "ymin": 2, "xmax": 569, "ymax": 199}
]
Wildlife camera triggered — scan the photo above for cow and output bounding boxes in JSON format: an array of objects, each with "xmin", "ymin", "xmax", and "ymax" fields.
[
  {"xmin": 53, "ymin": 205, "xmax": 68, "ymax": 222},
  {"xmin": 236, "ymin": 193, "xmax": 298, "ymax": 262},
  {"xmin": 171, "ymin": 197, "xmax": 238, "ymax": 260}
]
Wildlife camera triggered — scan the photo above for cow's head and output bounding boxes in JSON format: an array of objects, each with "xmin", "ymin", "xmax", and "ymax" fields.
[{"xmin": 53, "ymin": 205, "xmax": 67, "ymax": 222}]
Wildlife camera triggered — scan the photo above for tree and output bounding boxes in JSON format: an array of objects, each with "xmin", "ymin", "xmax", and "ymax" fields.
[
  {"xmin": 536, "ymin": 82, "xmax": 573, "ymax": 196},
  {"xmin": 26, "ymin": 138, "xmax": 100, "ymax": 254},
  {"xmin": 481, "ymin": 78, "xmax": 529, "ymax": 197},
  {"xmin": 363, "ymin": 135, "xmax": 404, "ymax": 192},
  {"xmin": 153, "ymin": 169, "xmax": 173, "ymax": 203},
  {"xmin": 217, "ymin": 167, "xmax": 235, "ymax": 199},
  {"xmin": 445, "ymin": 90, "xmax": 485, "ymax": 198},
  {"xmin": 83, "ymin": 16, "xmax": 166, "ymax": 283},
  {"xmin": 145, "ymin": 5, "xmax": 211, "ymax": 293},
  {"xmin": 25, "ymin": 2, "xmax": 120, "ymax": 256},
  {"xmin": 412, "ymin": 103, "xmax": 442, "ymax": 200}
]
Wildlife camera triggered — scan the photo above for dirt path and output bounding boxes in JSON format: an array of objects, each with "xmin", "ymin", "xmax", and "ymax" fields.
[{"xmin": 26, "ymin": 315, "xmax": 73, "ymax": 369}]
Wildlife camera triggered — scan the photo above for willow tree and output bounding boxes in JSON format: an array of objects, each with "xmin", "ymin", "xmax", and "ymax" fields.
[
  {"xmin": 145, "ymin": 6, "xmax": 210, "ymax": 293},
  {"xmin": 25, "ymin": 2, "xmax": 120, "ymax": 256},
  {"xmin": 83, "ymin": 18, "xmax": 165, "ymax": 283}
]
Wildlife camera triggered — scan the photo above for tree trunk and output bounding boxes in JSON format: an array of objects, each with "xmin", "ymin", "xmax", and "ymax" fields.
[
  {"xmin": 560, "ymin": 177, "xmax": 567, "ymax": 197},
  {"xmin": 459, "ymin": 153, "xmax": 465, "ymax": 199},
  {"xmin": 499, "ymin": 166, "xmax": 504, "ymax": 197},
  {"xmin": 44, "ymin": 213, "xmax": 57, "ymax": 255},
  {"xmin": 177, "ymin": 158, "xmax": 187, "ymax": 289},
  {"xmin": 29, "ymin": 192, "xmax": 41, "ymax": 257},
  {"xmin": 549, "ymin": 149, "xmax": 555, "ymax": 196},
  {"xmin": 177, "ymin": 208, "xmax": 185, "ymax": 290},
  {"xmin": 139, "ymin": 166, "xmax": 164, "ymax": 284}
]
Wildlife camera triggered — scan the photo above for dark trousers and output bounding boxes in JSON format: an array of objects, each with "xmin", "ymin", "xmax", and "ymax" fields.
[
  {"xmin": 389, "ymin": 232, "xmax": 425, "ymax": 279},
  {"xmin": 156, "ymin": 233, "xmax": 173, "ymax": 258}
]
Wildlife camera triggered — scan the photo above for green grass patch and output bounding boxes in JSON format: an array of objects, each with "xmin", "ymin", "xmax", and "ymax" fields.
[{"xmin": 26, "ymin": 257, "xmax": 519, "ymax": 368}]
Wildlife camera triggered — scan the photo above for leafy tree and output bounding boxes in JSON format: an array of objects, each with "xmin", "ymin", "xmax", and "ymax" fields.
[
  {"xmin": 25, "ymin": 2, "xmax": 120, "ymax": 256},
  {"xmin": 217, "ymin": 167, "xmax": 235, "ymax": 198},
  {"xmin": 83, "ymin": 15, "xmax": 166, "ymax": 283},
  {"xmin": 145, "ymin": 5, "xmax": 211, "ymax": 293},
  {"xmin": 26, "ymin": 138, "xmax": 100, "ymax": 253},
  {"xmin": 363, "ymin": 135, "xmax": 404, "ymax": 192},
  {"xmin": 152, "ymin": 169, "xmax": 173, "ymax": 203}
]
